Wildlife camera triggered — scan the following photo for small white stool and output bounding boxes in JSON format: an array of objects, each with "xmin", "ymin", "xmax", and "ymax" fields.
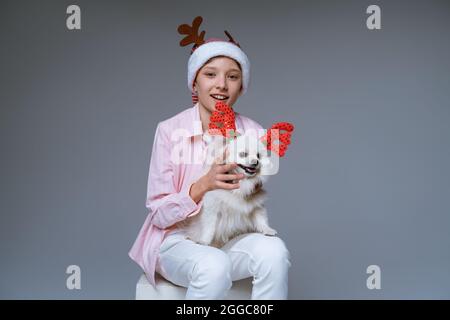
[{"xmin": 136, "ymin": 273, "xmax": 253, "ymax": 300}]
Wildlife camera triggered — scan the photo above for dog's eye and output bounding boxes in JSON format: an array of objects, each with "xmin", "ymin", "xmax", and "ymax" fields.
[
  {"xmin": 239, "ymin": 151, "xmax": 248, "ymax": 158},
  {"xmin": 257, "ymin": 152, "xmax": 260, "ymax": 159}
]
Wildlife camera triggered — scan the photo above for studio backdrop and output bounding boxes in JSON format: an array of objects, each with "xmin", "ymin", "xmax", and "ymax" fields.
[{"xmin": 1, "ymin": 0, "xmax": 449, "ymax": 299}]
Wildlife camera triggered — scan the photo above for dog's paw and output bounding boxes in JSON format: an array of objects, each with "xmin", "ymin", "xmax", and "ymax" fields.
[
  {"xmin": 196, "ymin": 238, "xmax": 213, "ymax": 246},
  {"xmin": 261, "ymin": 227, "xmax": 277, "ymax": 236}
]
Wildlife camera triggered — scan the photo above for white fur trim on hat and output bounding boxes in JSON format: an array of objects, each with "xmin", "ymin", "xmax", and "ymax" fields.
[{"xmin": 188, "ymin": 41, "xmax": 250, "ymax": 95}]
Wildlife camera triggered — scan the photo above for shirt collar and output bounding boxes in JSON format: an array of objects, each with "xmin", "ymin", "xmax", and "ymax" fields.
[{"xmin": 183, "ymin": 103, "xmax": 244, "ymax": 138}]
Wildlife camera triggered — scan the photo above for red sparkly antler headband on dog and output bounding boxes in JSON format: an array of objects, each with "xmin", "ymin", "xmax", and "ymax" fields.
[{"xmin": 208, "ymin": 102, "xmax": 295, "ymax": 157}]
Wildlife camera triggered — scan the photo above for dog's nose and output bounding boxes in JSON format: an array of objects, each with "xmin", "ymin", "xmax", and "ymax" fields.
[{"xmin": 250, "ymin": 159, "xmax": 259, "ymax": 167}]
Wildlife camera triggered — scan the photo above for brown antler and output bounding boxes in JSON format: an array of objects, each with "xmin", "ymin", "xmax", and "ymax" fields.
[
  {"xmin": 178, "ymin": 16, "xmax": 206, "ymax": 47},
  {"xmin": 224, "ymin": 30, "xmax": 240, "ymax": 47}
]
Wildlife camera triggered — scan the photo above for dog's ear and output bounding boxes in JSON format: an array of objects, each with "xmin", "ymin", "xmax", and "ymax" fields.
[
  {"xmin": 204, "ymin": 134, "xmax": 227, "ymax": 165},
  {"xmin": 203, "ymin": 133, "xmax": 226, "ymax": 147},
  {"xmin": 257, "ymin": 139, "xmax": 280, "ymax": 177},
  {"xmin": 202, "ymin": 133, "xmax": 214, "ymax": 145}
]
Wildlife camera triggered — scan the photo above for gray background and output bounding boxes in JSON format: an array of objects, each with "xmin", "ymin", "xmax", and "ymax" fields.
[{"xmin": 1, "ymin": 0, "xmax": 449, "ymax": 299}]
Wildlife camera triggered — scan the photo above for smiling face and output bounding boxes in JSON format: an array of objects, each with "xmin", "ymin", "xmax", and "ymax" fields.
[{"xmin": 193, "ymin": 56, "xmax": 243, "ymax": 115}]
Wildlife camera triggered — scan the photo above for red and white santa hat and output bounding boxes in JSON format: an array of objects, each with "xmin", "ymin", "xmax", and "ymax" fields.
[{"xmin": 178, "ymin": 16, "xmax": 250, "ymax": 104}]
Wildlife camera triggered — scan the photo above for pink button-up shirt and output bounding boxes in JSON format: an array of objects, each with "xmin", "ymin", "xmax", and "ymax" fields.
[{"xmin": 128, "ymin": 103, "xmax": 264, "ymax": 286}]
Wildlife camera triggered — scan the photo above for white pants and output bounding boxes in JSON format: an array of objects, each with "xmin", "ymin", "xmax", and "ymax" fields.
[{"xmin": 156, "ymin": 231, "xmax": 291, "ymax": 300}]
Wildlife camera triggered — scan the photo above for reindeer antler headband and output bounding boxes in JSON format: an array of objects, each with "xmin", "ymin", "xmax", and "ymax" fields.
[
  {"xmin": 177, "ymin": 16, "xmax": 251, "ymax": 104},
  {"xmin": 178, "ymin": 16, "xmax": 241, "ymax": 52},
  {"xmin": 208, "ymin": 101, "xmax": 295, "ymax": 157}
]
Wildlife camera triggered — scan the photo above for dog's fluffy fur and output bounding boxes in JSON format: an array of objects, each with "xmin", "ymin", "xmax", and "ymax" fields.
[{"xmin": 176, "ymin": 132, "xmax": 277, "ymax": 247}]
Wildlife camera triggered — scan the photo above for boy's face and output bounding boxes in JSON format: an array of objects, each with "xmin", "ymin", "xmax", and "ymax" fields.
[{"xmin": 194, "ymin": 56, "xmax": 243, "ymax": 114}]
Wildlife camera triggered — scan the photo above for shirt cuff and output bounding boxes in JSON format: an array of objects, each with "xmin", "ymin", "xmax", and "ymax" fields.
[{"xmin": 179, "ymin": 182, "xmax": 204, "ymax": 219}]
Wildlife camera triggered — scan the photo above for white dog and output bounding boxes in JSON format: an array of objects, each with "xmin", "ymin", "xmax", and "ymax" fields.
[{"xmin": 176, "ymin": 131, "xmax": 277, "ymax": 248}]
